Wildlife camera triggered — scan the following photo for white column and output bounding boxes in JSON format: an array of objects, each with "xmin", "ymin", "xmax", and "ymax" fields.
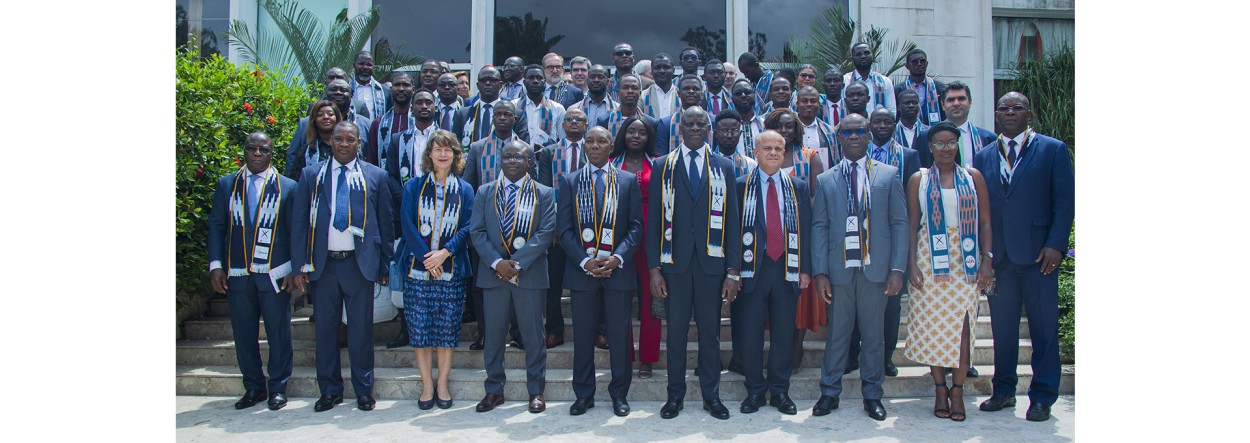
[
  {"xmin": 977, "ymin": 0, "xmax": 995, "ymax": 128},
  {"xmin": 470, "ymin": 0, "xmax": 495, "ymax": 88},
  {"xmin": 727, "ymin": 0, "xmax": 747, "ymax": 61}
]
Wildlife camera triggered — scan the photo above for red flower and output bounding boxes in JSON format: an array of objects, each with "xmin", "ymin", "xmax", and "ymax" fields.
[
  {"xmin": 195, "ymin": 164, "xmax": 205, "ymax": 177},
  {"xmin": 243, "ymin": 103, "xmax": 253, "ymax": 114},
  {"xmin": 274, "ymin": 98, "xmax": 283, "ymax": 103},
  {"xmin": 234, "ymin": 157, "xmax": 241, "ymax": 166},
  {"xmin": 253, "ymin": 69, "xmax": 264, "ymax": 78},
  {"xmin": 266, "ymin": 115, "xmax": 277, "ymax": 125}
]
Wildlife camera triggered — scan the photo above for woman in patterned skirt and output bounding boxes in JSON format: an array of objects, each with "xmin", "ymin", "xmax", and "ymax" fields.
[
  {"xmin": 903, "ymin": 122, "xmax": 993, "ymax": 422},
  {"xmin": 610, "ymin": 116, "xmax": 660, "ymax": 378},
  {"xmin": 400, "ymin": 130, "xmax": 475, "ymax": 410},
  {"xmin": 764, "ymin": 108, "xmax": 825, "ymax": 373}
]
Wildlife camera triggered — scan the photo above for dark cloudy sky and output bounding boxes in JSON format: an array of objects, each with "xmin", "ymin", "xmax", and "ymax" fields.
[{"xmin": 372, "ymin": 0, "xmax": 844, "ymax": 64}]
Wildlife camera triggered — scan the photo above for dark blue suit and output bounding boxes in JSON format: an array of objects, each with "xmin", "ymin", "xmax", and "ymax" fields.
[
  {"xmin": 284, "ymin": 114, "xmax": 373, "ymax": 180},
  {"xmin": 207, "ymin": 169, "xmax": 298, "ymax": 395},
  {"xmin": 731, "ymin": 172, "xmax": 811, "ymax": 397},
  {"xmin": 973, "ymin": 132, "xmax": 1074, "ymax": 407},
  {"xmin": 915, "ymin": 123, "xmax": 995, "ymax": 168},
  {"xmin": 548, "ymin": 82, "xmax": 585, "ymax": 110},
  {"xmin": 290, "ymin": 160, "xmax": 395, "ymax": 399}
]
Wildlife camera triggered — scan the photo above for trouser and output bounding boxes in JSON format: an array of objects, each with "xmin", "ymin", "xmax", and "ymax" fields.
[
  {"xmin": 847, "ymin": 290, "xmax": 902, "ymax": 366},
  {"xmin": 819, "ymin": 269, "xmax": 887, "ymax": 400},
  {"xmin": 482, "ymin": 286, "xmax": 547, "ymax": 395},
  {"xmin": 663, "ymin": 270, "xmax": 723, "ymax": 401},
  {"xmin": 733, "ymin": 257, "xmax": 798, "ymax": 396},
  {"xmin": 570, "ymin": 285, "xmax": 633, "ymax": 399},
  {"xmin": 989, "ymin": 261, "xmax": 1061, "ymax": 406},
  {"xmin": 312, "ymin": 257, "xmax": 374, "ymax": 397},
  {"xmin": 227, "ymin": 276, "xmax": 293, "ymax": 394}
]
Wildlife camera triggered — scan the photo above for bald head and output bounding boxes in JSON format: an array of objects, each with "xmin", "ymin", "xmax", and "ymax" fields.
[
  {"xmin": 679, "ymin": 106, "xmax": 710, "ymax": 150},
  {"xmin": 754, "ymin": 130, "xmax": 787, "ymax": 173}
]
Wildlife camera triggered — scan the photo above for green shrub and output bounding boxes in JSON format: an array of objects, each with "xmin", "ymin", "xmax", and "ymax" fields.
[
  {"xmin": 1007, "ymin": 45, "xmax": 1075, "ymax": 149},
  {"xmin": 1058, "ymin": 227, "xmax": 1075, "ymax": 362},
  {"xmin": 176, "ymin": 46, "xmax": 311, "ymax": 306}
]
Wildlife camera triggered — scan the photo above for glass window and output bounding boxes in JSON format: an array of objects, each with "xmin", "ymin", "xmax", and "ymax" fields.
[
  {"xmin": 176, "ymin": 0, "xmax": 231, "ymax": 60},
  {"xmin": 372, "ymin": 0, "xmax": 472, "ymax": 64},
  {"xmin": 494, "ymin": 1, "xmax": 725, "ymax": 68},
  {"xmin": 992, "ymin": 17, "xmax": 1074, "ymax": 71},
  {"xmin": 748, "ymin": 0, "xmax": 848, "ymax": 62}
]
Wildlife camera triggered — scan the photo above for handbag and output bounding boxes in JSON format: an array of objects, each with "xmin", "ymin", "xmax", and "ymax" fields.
[{"xmin": 649, "ymin": 291, "xmax": 666, "ymax": 320}]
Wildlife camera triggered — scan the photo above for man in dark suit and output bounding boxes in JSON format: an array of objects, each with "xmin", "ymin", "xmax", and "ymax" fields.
[
  {"xmin": 915, "ymin": 81, "xmax": 996, "ymax": 168},
  {"xmin": 702, "ymin": 59, "xmax": 731, "ymax": 116},
  {"xmin": 501, "ymin": 56, "xmax": 526, "ymax": 101},
  {"xmin": 435, "ymin": 73, "xmax": 463, "ymax": 130},
  {"xmin": 844, "ymin": 107, "xmax": 921, "ymax": 377},
  {"xmin": 542, "ymin": 52, "xmax": 585, "ymax": 110},
  {"xmin": 290, "ymin": 121, "xmax": 395, "ymax": 413},
  {"xmin": 648, "ymin": 106, "xmax": 742, "ymax": 420},
  {"xmin": 894, "ymin": 49, "xmax": 946, "ymax": 126},
  {"xmin": 533, "ymin": 108, "xmax": 592, "ymax": 348},
  {"xmin": 810, "ymin": 113, "xmax": 908, "ymax": 421},
  {"xmin": 207, "ymin": 132, "xmax": 298, "ymax": 411},
  {"xmin": 732, "ymin": 130, "xmax": 811, "ymax": 415},
  {"xmin": 350, "ymin": 51, "xmax": 391, "ymax": 120},
  {"xmin": 557, "ymin": 126, "xmax": 644, "ymax": 417},
  {"xmin": 453, "ymin": 66, "xmax": 530, "ymax": 148},
  {"xmin": 470, "ymin": 140, "xmax": 558, "ymax": 414},
  {"xmin": 654, "ymin": 75, "xmax": 707, "ymax": 155},
  {"xmin": 973, "ymin": 92, "xmax": 1074, "ymax": 422}
]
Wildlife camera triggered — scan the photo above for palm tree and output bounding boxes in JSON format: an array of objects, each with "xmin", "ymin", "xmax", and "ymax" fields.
[
  {"xmin": 786, "ymin": 6, "xmax": 916, "ymax": 83},
  {"xmin": 493, "ymin": 13, "xmax": 564, "ymax": 66},
  {"xmin": 227, "ymin": 0, "xmax": 423, "ymax": 88}
]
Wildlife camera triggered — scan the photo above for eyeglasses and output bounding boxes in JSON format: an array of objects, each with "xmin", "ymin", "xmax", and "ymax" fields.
[
  {"xmin": 680, "ymin": 54, "xmax": 699, "ymax": 61},
  {"xmin": 931, "ymin": 140, "xmax": 960, "ymax": 151},
  {"xmin": 996, "ymin": 105, "xmax": 1028, "ymax": 113},
  {"xmin": 799, "ymin": 73, "xmax": 817, "ymax": 79},
  {"xmin": 838, "ymin": 128, "xmax": 867, "ymax": 137},
  {"xmin": 733, "ymin": 89, "xmax": 754, "ymax": 96},
  {"xmin": 245, "ymin": 146, "xmax": 273, "ymax": 154},
  {"xmin": 570, "ymin": 67, "xmax": 588, "ymax": 72},
  {"xmin": 716, "ymin": 128, "xmax": 742, "ymax": 135},
  {"xmin": 544, "ymin": 65, "xmax": 563, "ymax": 70},
  {"xmin": 565, "ymin": 116, "xmax": 587, "ymax": 123},
  {"xmin": 614, "ymin": 50, "xmax": 633, "ymax": 56}
]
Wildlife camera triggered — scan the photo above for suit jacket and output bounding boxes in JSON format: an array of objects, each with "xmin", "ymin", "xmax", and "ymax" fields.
[
  {"xmin": 207, "ymin": 169, "xmax": 299, "ymax": 292},
  {"xmin": 535, "ymin": 139, "xmax": 589, "ymax": 189},
  {"xmin": 810, "ymin": 160, "xmax": 908, "ymax": 284},
  {"xmin": 645, "ymin": 149, "xmax": 742, "ymax": 275},
  {"xmin": 449, "ymin": 99, "xmax": 531, "ymax": 147},
  {"xmin": 547, "ymin": 82, "xmax": 585, "ymax": 110},
  {"xmin": 871, "ymin": 142, "xmax": 921, "ymax": 185},
  {"xmin": 654, "ymin": 112, "xmax": 714, "ymax": 156},
  {"xmin": 399, "ymin": 174, "xmax": 476, "ymax": 280},
  {"xmin": 469, "ymin": 177, "xmax": 557, "ymax": 290},
  {"xmin": 915, "ymin": 122, "xmax": 995, "ymax": 168},
  {"xmin": 289, "ymin": 160, "xmax": 395, "ymax": 282},
  {"xmin": 556, "ymin": 167, "xmax": 644, "ymax": 291},
  {"xmin": 734, "ymin": 172, "xmax": 812, "ymax": 294},
  {"xmin": 973, "ymin": 133, "xmax": 1075, "ymax": 266},
  {"xmin": 894, "ymin": 79, "xmax": 947, "ymax": 125},
  {"xmin": 284, "ymin": 114, "xmax": 373, "ymax": 180},
  {"xmin": 350, "ymin": 78, "xmax": 392, "ymax": 120},
  {"xmin": 462, "ymin": 134, "xmax": 540, "ymax": 191}
]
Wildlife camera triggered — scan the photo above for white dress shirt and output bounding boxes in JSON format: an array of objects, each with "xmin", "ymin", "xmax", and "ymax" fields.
[
  {"xmin": 327, "ymin": 158, "xmax": 358, "ymax": 252},
  {"xmin": 756, "ymin": 168, "xmax": 785, "ymax": 226},
  {"xmin": 680, "ymin": 144, "xmax": 709, "ymax": 181},
  {"xmin": 650, "ymin": 84, "xmax": 677, "ymax": 119}
]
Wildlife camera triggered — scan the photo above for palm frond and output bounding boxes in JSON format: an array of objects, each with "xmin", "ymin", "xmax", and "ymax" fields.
[
  {"xmin": 261, "ymin": 0, "xmax": 328, "ymax": 85},
  {"xmin": 226, "ymin": 19, "xmax": 301, "ymax": 81}
]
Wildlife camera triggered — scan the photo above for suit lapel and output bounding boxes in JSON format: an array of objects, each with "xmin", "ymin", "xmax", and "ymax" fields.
[{"xmin": 1006, "ymin": 137, "xmax": 1039, "ymax": 197}]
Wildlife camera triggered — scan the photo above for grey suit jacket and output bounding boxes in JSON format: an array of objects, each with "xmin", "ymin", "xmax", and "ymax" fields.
[
  {"xmin": 811, "ymin": 160, "xmax": 908, "ymax": 284},
  {"xmin": 469, "ymin": 177, "xmax": 557, "ymax": 290},
  {"xmin": 462, "ymin": 134, "xmax": 539, "ymax": 190}
]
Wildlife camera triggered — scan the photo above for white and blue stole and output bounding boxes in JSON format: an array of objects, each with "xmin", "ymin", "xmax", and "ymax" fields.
[
  {"xmin": 302, "ymin": 161, "xmax": 368, "ymax": 273},
  {"xmin": 873, "ymin": 139, "xmax": 906, "ymax": 182},
  {"xmin": 227, "ymin": 167, "xmax": 291, "ymax": 289},
  {"xmin": 495, "ymin": 174, "xmax": 539, "ymax": 258},
  {"xmin": 350, "ymin": 77, "xmax": 387, "ymax": 119},
  {"xmin": 818, "ymin": 94, "xmax": 845, "ymax": 126},
  {"xmin": 841, "ymin": 158, "xmax": 874, "ymax": 268},
  {"xmin": 739, "ymin": 168, "xmax": 800, "ymax": 281},
  {"xmin": 740, "ymin": 114, "xmax": 766, "ymax": 158},
  {"xmin": 642, "ymin": 83, "xmax": 680, "ymax": 120},
  {"xmin": 658, "ymin": 148, "xmax": 727, "ymax": 263},
  {"xmin": 517, "ymin": 96, "xmax": 559, "ymax": 144},
  {"xmin": 923, "ymin": 167, "xmax": 979, "ymax": 282},
  {"xmin": 849, "ymin": 70, "xmax": 890, "ymax": 110},
  {"xmin": 959, "ymin": 123, "xmax": 986, "ymax": 168},
  {"xmin": 376, "ymin": 108, "xmax": 418, "ymax": 182},
  {"xmin": 478, "ymin": 133, "xmax": 518, "ymax": 185},
  {"xmin": 574, "ymin": 165, "xmax": 620, "ymax": 259},
  {"xmin": 577, "ymin": 93, "xmax": 617, "ymax": 125},
  {"xmin": 603, "ymin": 107, "xmax": 650, "ymax": 140},
  {"xmin": 904, "ymin": 76, "xmax": 942, "ymax": 124},
  {"xmin": 753, "ymin": 71, "xmax": 774, "ymax": 108},
  {"xmin": 549, "ymin": 139, "xmax": 583, "ymax": 201},
  {"xmin": 894, "ymin": 120, "xmax": 928, "ymax": 149},
  {"xmin": 997, "ymin": 127, "xmax": 1034, "ymax": 189},
  {"xmin": 408, "ymin": 174, "xmax": 462, "ymax": 281},
  {"xmin": 665, "ymin": 110, "xmax": 713, "ymax": 154}
]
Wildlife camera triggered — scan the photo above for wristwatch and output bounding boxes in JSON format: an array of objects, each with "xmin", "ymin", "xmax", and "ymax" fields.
[
  {"xmin": 726, "ymin": 273, "xmax": 740, "ymax": 282},
  {"xmin": 983, "ymin": 251, "xmax": 994, "ymax": 259}
]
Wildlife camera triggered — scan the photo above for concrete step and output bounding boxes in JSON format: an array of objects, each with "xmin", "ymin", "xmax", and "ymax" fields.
[
  {"xmin": 176, "ymin": 338, "xmax": 1031, "ymax": 370},
  {"xmin": 176, "ymin": 363, "xmax": 1074, "ymax": 401},
  {"xmin": 183, "ymin": 314, "xmax": 1028, "ymax": 346}
]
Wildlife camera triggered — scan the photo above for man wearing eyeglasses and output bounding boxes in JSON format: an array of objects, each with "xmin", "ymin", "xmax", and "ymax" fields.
[
  {"xmin": 350, "ymin": 51, "xmax": 391, "ymax": 120},
  {"xmin": 608, "ymin": 43, "xmax": 635, "ymax": 101},
  {"xmin": 208, "ymin": 132, "xmax": 299, "ymax": 411},
  {"xmin": 569, "ymin": 56, "xmax": 591, "ymax": 94},
  {"xmin": 915, "ymin": 81, "xmax": 996, "ymax": 168},
  {"xmin": 501, "ymin": 56, "xmax": 527, "ymax": 101},
  {"xmin": 730, "ymin": 79, "xmax": 766, "ymax": 157},
  {"xmin": 894, "ymin": 49, "xmax": 946, "ymax": 126},
  {"xmin": 541, "ymin": 52, "xmax": 584, "ymax": 109},
  {"xmin": 810, "ymin": 113, "xmax": 908, "ymax": 421},
  {"xmin": 679, "ymin": 47, "xmax": 702, "ymax": 78}
]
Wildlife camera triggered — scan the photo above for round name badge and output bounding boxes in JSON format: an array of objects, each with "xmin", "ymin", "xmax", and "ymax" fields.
[
  {"xmin": 513, "ymin": 237, "xmax": 527, "ymax": 249},
  {"xmin": 586, "ymin": 247, "xmax": 597, "ymax": 256},
  {"xmin": 664, "ymin": 228, "xmax": 673, "ymax": 241},
  {"xmin": 962, "ymin": 238, "xmax": 975, "ymax": 252},
  {"xmin": 582, "ymin": 228, "xmax": 595, "ymax": 242},
  {"xmin": 400, "ymin": 166, "xmax": 410, "ymax": 178},
  {"xmin": 742, "ymin": 232, "xmax": 754, "ymax": 246},
  {"xmin": 743, "ymin": 250, "xmax": 754, "ymax": 263},
  {"xmin": 965, "ymin": 256, "xmax": 977, "ymax": 268},
  {"xmin": 420, "ymin": 224, "xmax": 432, "ymax": 237}
]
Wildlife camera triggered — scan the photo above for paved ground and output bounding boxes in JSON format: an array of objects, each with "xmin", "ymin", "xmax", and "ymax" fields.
[{"xmin": 176, "ymin": 394, "xmax": 1074, "ymax": 442}]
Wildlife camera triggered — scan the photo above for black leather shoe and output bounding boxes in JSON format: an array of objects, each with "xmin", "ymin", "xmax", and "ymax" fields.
[
  {"xmin": 812, "ymin": 395, "xmax": 839, "ymax": 416},
  {"xmin": 267, "ymin": 393, "xmax": 287, "ymax": 411},
  {"xmin": 703, "ymin": 399, "xmax": 730, "ymax": 420},
  {"xmin": 469, "ymin": 337, "xmax": 485, "ymax": 351},
  {"xmin": 967, "ymin": 366, "xmax": 979, "ymax": 377},
  {"xmin": 510, "ymin": 339, "xmax": 526, "ymax": 350},
  {"xmin": 569, "ymin": 398, "xmax": 594, "ymax": 416},
  {"xmin": 770, "ymin": 393, "xmax": 797, "ymax": 415},
  {"xmin": 884, "ymin": 361, "xmax": 898, "ymax": 377},
  {"xmin": 611, "ymin": 397, "xmax": 630, "ymax": 416},
  {"xmin": 864, "ymin": 399, "xmax": 887, "ymax": 421},
  {"xmin": 313, "ymin": 394, "xmax": 343, "ymax": 412},
  {"xmin": 357, "ymin": 395, "xmax": 376, "ymax": 411},
  {"xmin": 660, "ymin": 398, "xmax": 683, "ymax": 419},
  {"xmin": 979, "ymin": 395, "xmax": 1017, "ymax": 412},
  {"xmin": 1026, "ymin": 402, "xmax": 1051, "ymax": 421},
  {"xmin": 386, "ymin": 313, "xmax": 409, "ymax": 348},
  {"xmin": 739, "ymin": 393, "xmax": 765, "ymax": 414},
  {"xmin": 234, "ymin": 390, "xmax": 266, "ymax": 409},
  {"xmin": 436, "ymin": 389, "xmax": 453, "ymax": 409},
  {"xmin": 476, "ymin": 393, "xmax": 505, "ymax": 412}
]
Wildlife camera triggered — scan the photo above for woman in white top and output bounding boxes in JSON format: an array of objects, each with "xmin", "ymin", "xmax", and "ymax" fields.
[{"xmin": 903, "ymin": 122, "xmax": 994, "ymax": 422}]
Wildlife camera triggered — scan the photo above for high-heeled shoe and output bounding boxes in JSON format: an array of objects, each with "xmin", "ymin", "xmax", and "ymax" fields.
[
  {"xmin": 418, "ymin": 387, "xmax": 436, "ymax": 410},
  {"xmin": 436, "ymin": 386, "xmax": 453, "ymax": 409},
  {"xmin": 933, "ymin": 382, "xmax": 950, "ymax": 419},
  {"xmin": 949, "ymin": 384, "xmax": 966, "ymax": 422}
]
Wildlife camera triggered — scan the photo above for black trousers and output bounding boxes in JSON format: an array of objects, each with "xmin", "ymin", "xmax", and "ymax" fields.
[
  {"xmin": 227, "ymin": 276, "xmax": 292, "ymax": 394},
  {"xmin": 664, "ymin": 269, "xmax": 723, "ymax": 401},
  {"xmin": 732, "ymin": 256, "xmax": 798, "ymax": 396},
  {"xmin": 570, "ymin": 285, "xmax": 632, "ymax": 400},
  {"xmin": 311, "ymin": 257, "xmax": 374, "ymax": 397}
]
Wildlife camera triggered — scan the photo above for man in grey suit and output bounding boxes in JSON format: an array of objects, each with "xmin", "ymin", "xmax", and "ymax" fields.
[
  {"xmin": 810, "ymin": 113, "xmax": 908, "ymax": 421},
  {"xmin": 557, "ymin": 126, "xmax": 644, "ymax": 417},
  {"xmin": 290, "ymin": 121, "xmax": 395, "ymax": 413},
  {"xmin": 470, "ymin": 140, "xmax": 557, "ymax": 414}
]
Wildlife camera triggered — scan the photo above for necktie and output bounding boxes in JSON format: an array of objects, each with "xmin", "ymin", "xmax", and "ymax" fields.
[
  {"xmin": 1008, "ymin": 140, "xmax": 1019, "ymax": 165},
  {"xmin": 247, "ymin": 173, "xmax": 261, "ymax": 216},
  {"xmin": 479, "ymin": 103, "xmax": 493, "ymax": 140},
  {"xmin": 873, "ymin": 146, "xmax": 887, "ymax": 163},
  {"xmin": 333, "ymin": 165, "xmax": 350, "ymax": 231},
  {"xmin": 849, "ymin": 162, "xmax": 860, "ymax": 212},
  {"xmin": 594, "ymin": 169, "xmax": 606, "ymax": 209},
  {"xmin": 831, "ymin": 103, "xmax": 840, "ymax": 125},
  {"xmin": 441, "ymin": 105, "xmax": 453, "ymax": 130},
  {"xmin": 501, "ymin": 183, "xmax": 518, "ymax": 235},
  {"xmin": 547, "ymin": 85, "xmax": 557, "ymax": 100},
  {"xmin": 766, "ymin": 177, "xmax": 783, "ymax": 261},
  {"xmin": 687, "ymin": 150, "xmax": 702, "ymax": 196},
  {"xmin": 711, "ymin": 94, "xmax": 721, "ymax": 114},
  {"xmin": 570, "ymin": 142, "xmax": 579, "ymax": 168}
]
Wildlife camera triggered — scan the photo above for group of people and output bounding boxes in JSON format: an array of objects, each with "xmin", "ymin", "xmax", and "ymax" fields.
[{"xmin": 205, "ymin": 41, "xmax": 1073, "ymax": 425}]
